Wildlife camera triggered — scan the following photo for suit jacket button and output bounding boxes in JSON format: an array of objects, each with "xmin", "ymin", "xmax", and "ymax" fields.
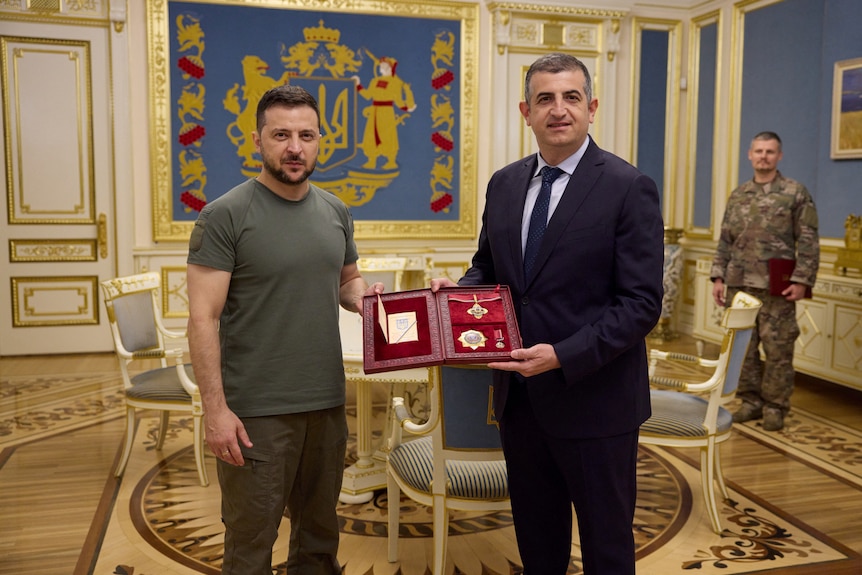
[{"xmin": 522, "ymin": 296, "xmax": 529, "ymax": 305}]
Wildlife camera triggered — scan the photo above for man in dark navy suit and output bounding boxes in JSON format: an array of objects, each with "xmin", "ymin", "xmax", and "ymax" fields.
[{"xmin": 433, "ymin": 53, "xmax": 664, "ymax": 574}]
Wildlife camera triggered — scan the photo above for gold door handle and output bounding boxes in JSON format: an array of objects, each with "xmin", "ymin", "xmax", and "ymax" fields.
[{"xmin": 98, "ymin": 213, "xmax": 108, "ymax": 259}]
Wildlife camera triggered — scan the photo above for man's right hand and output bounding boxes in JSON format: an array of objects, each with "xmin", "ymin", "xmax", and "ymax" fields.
[
  {"xmin": 430, "ymin": 278, "xmax": 458, "ymax": 292},
  {"xmin": 205, "ymin": 407, "xmax": 253, "ymax": 466},
  {"xmin": 712, "ymin": 278, "xmax": 726, "ymax": 307}
]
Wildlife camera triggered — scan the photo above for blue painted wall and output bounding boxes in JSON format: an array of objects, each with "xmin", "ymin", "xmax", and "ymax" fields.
[
  {"xmin": 740, "ymin": 0, "xmax": 862, "ymax": 239},
  {"xmin": 694, "ymin": 22, "xmax": 718, "ymax": 230},
  {"xmin": 637, "ymin": 29, "xmax": 670, "ymax": 211},
  {"xmin": 817, "ymin": 0, "xmax": 862, "ymax": 235}
]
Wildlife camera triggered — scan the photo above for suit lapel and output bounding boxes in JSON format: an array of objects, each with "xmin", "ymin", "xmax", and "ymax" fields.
[{"xmin": 525, "ymin": 140, "xmax": 604, "ymax": 286}]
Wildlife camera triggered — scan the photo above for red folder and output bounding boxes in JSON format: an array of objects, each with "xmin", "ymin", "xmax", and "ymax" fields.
[{"xmin": 768, "ymin": 258, "xmax": 812, "ymax": 298}]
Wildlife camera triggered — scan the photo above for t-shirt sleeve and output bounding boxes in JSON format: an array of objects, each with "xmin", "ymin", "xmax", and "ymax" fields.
[
  {"xmin": 344, "ymin": 209, "xmax": 359, "ymax": 266},
  {"xmin": 187, "ymin": 204, "xmax": 236, "ymax": 272}
]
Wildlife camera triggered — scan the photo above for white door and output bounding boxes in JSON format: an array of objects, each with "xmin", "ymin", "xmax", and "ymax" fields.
[{"xmin": 0, "ymin": 21, "xmax": 116, "ymax": 355}]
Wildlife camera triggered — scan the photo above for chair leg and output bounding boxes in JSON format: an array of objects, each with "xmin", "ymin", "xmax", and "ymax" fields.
[
  {"xmin": 714, "ymin": 445, "xmax": 729, "ymax": 500},
  {"xmin": 193, "ymin": 414, "xmax": 209, "ymax": 487},
  {"xmin": 432, "ymin": 493, "xmax": 448, "ymax": 575},
  {"xmin": 387, "ymin": 471, "xmax": 401, "ymax": 563},
  {"xmin": 701, "ymin": 440, "xmax": 722, "ymax": 534},
  {"xmin": 114, "ymin": 406, "xmax": 137, "ymax": 478},
  {"xmin": 153, "ymin": 410, "xmax": 170, "ymax": 450}
]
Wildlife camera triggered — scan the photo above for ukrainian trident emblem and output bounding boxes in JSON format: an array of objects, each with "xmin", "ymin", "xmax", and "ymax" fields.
[
  {"xmin": 223, "ymin": 20, "xmax": 420, "ymax": 207},
  {"xmin": 174, "ymin": 16, "xmax": 457, "ymax": 214}
]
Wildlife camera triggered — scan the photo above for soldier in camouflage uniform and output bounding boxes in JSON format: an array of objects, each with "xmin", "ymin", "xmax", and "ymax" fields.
[{"xmin": 710, "ymin": 131, "xmax": 819, "ymax": 431}]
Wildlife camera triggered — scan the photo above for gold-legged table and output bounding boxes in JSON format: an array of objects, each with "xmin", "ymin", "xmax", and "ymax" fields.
[{"xmin": 340, "ymin": 355, "xmax": 429, "ymax": 504}]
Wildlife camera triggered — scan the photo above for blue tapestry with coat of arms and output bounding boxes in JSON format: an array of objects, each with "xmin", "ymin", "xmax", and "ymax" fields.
[{"xmin": 168, "ymin": 1, "xmax": 461, "ymax": 222}]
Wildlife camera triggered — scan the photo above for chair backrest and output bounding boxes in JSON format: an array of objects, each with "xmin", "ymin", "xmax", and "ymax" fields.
[
  {"xmin": 387, "ymin": 364, "xmax": 507, "ymax": 505},
  {"xmin": 427, "ymin": 365, "xmax": 506, "ymax": 501},
  {"xmin": 356, "ymin": 256, "xmax": 409, "ymax": 292},
  {"xmin": 339, "ymin": 257, "xmax": 412, "ymax": 358},
  {"xmin": 713, "ymin": 291, "xmax": 762, "ymax": 401},
  {"xmin": 644, "ymin": 291, "xmax": 762, "ymax": 440},
  {"xmin": 435, "ymin": 365, "xmax": 501, "ymax": 451},
  {"xmin": 100, "ymin": 272, "xmax": 165, "ymax": 357}
]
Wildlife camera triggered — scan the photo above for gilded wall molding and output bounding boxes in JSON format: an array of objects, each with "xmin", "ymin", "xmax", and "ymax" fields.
[
  {"xmin": 2, "ymin": 36, "xmax": 97, "ymax": 224},
  {"xmin": 9, "ymin": 239, "xmax": 98, "ymax": 262},
  {"xmin": 488, "ymin": 2, "xmax": 626, "ymax": 57},
  {"xmin": 0, "ymin": 0, "xmax": 108, "ymax": 23},
  {"xmin": 10, "ymin": 275, "xmax": 99, "ymax": 327},
  {"xmin": 486, "ymin": 2, "xmax": 626, "ymax": 19},
  {"xmin": 684, "ymin": 10, "xmax": 721, "ymax": 240},
  {"xmin": 160, "ymin": 266, "xmax": 189, "ymax": 318},
  {"xmin": 629, "ymin": 17, "xmax": 682, "ymax": 226}
]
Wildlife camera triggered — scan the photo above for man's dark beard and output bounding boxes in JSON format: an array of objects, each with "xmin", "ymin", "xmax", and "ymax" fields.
[{"xmin": 263, "ymin": 154, "xmax": 316, "ymax": 185}]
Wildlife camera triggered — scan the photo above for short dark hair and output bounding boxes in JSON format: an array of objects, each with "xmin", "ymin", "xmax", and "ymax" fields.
[
  {"xmin": 256, "ymin": 84, "xmax": 320, "ymax": 132},
  {"xmin": 524, "ymin": 52, "xmax": 593, "ymax": 104},
  {"xmin": 752, "ymin": 131, "xmax": 782, "ymax": 151}
]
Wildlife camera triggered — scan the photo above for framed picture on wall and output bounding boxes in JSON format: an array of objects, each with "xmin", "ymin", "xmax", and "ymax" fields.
[
  {"xmin": 147, "ymin": 0, "xmax": 478, "ymax": 241},
  {"xmin": 831, "ymin": 57, "xmax": 862, "ymax": 160}
]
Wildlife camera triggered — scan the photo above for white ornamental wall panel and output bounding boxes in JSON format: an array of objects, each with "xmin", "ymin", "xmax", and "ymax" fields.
[
  {"xmin": 3, "ymin": 37, "xmax": 95, "ymax": 224},
  {"xmin": 11, "ymin": 276, "xmax": 98, "ymax": 327}
]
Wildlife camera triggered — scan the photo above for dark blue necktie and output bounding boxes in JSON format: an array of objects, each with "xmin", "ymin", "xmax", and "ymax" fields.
[{"xmin": 524, "ymin": 166, "xmax": 563, "ymax": 277}]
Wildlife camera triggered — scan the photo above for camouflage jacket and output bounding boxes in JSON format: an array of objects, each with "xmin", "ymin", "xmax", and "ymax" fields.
[{"xmin": 710, "ymin": 171, "xmax": 819, "ymax": 289}]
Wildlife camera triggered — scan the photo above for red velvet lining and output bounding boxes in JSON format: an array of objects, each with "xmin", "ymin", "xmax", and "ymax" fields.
[
  {"xmin": 370, "ymin": 292, "xmax": 516, "ymax": 361},
  {"xmin": 445, "ymin": 293, "xmax": 506, "ymax": 323},
  {"xmin": 448, "ymin": 324, "xmax": 513, "ymax": 353},
  {"xmin": 370, "ymin": 295, "xmax": 433, "ymax": 361},
  {"xmin": 446, "ymin": 294, "xmax": 512, "ymax": 353}
]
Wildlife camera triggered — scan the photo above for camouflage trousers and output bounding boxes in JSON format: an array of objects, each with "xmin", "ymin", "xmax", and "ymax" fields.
[{"xmin": 726, "ymin": 286, "xmax": 800, "ymax": 413}]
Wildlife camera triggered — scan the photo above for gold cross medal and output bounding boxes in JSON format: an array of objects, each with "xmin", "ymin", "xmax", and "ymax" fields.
[
  {"xmin": 458, "ymin": 329, "xmax": 487, "ymax": 350},
  {"xmin": 467, "ymin": 294, "xmax": 488, "ymax": 319}
]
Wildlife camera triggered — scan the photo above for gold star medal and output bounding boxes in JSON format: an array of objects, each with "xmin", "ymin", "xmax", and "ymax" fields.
[{"xmin": 458, "ymin": 329, "xmax": 487, "ymax": 350}]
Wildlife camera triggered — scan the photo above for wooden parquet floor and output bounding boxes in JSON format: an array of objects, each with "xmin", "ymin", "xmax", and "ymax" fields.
[{"xmin": 1, "ymin": 337, "xmax": 861, "ymax": 575}]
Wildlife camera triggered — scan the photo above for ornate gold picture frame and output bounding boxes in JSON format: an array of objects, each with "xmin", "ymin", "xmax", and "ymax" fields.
[
  {"xmin": 831, "ymin": 57, "xmax": 862, "ymax": 160},
  {"xmin": 148, "ymin": 0, "xmax": 478, "ymax": 242}
]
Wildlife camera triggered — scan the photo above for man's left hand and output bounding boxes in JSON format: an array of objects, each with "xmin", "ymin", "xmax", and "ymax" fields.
[
  {"xmin": 782, "ymin": 283, "xmax": 809, "ymax": 301},
  {"xmin": 487, "ymin": 343, "xmax": 560, "ymax": 377}
]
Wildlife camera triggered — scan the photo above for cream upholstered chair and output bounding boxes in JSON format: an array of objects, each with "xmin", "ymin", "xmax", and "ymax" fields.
[
  {"xmin": 100, "ymin": 272, "xmax": 208, "ymax": 487},
  {"xmin": 641, "ymin": 290, "xmax": 762, "ymax": 533},
  {"xmin": 386, "ymin": 365, "xmax": 509, "ymax": 575},
  {"xmin": 339, "ymin": 256, "xmax": 413, "ymax": 356}
]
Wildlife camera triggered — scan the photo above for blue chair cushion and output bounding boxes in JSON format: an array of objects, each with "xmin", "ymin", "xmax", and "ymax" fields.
[
  {"xmin": 388, "ymin": 436, "xmax": 509, "ymax": 500},
  {"xmin": 641, "ymin": 390, "xmax": 732, "ymax": 437},
  {"xmin": 127, "ymin": 365, "xmax": 194, "ymax": 401}
]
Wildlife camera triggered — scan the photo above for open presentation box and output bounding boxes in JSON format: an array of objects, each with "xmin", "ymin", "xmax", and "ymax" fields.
[{"xmin": 362, "ymin": 285, "xmax": 522, "ymax": 374}]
